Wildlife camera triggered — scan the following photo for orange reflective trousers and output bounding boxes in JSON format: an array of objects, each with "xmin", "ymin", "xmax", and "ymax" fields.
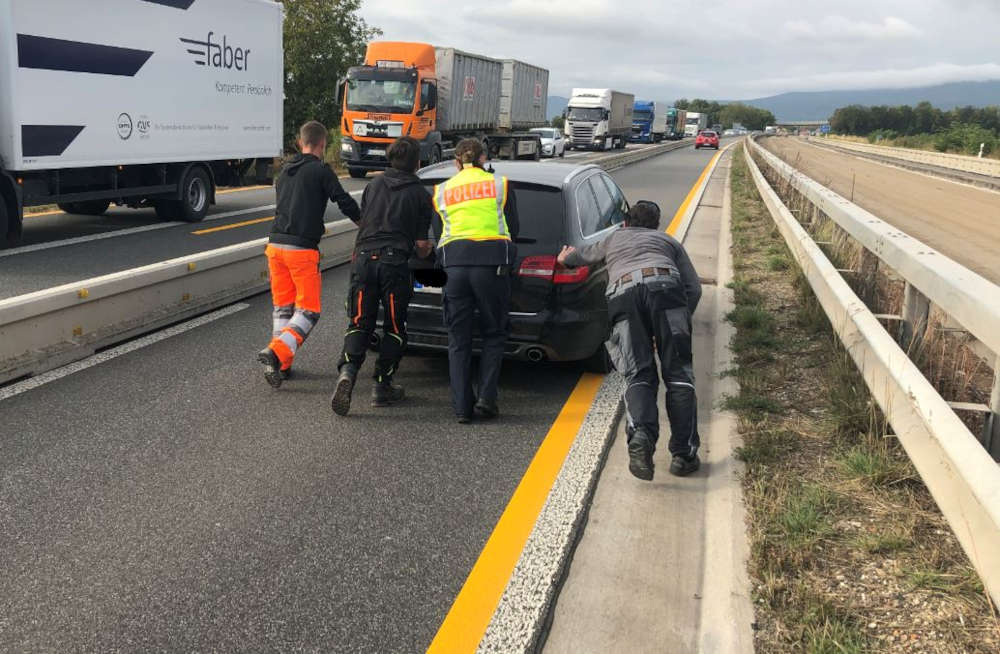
[{"xmin": 264, "ymin": 245, "xmax": 321, "ymax": 369}]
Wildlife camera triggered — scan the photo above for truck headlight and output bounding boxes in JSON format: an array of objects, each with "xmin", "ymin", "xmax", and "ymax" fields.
[{"xmin": 341, "ymin": 143, "xmax": 352, "ymax": 154}]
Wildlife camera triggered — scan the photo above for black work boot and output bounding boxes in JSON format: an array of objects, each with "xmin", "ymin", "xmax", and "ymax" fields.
[
  {"xmin": 627, "ymin": 432, "xmax": 655, "ymax": 481},
  {"xmin": 669, "ymin": 453, "xmax": 701, "ymax": 477},
  {"xmin": 371, "ymin": 377, "xmax": 405, "ymax": 407},
  {"xmin": 330, "ymin": 365, "xmax": 358, "ymax": 416},
  {"xmin": 257, "ymin": 348, "xmax": 283, "ymax": 389},
  {"xmin": 473, "ymin": 400, "xmax": 499, "ymax": 420}
]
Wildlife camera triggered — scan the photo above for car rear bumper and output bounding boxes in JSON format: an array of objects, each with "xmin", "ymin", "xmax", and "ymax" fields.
[{"xmin": 403, "ymin": 299, "xmax": 609, "ymax": 363}]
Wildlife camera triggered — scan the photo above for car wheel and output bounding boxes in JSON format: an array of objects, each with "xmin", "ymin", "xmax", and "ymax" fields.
[
  {"xmin": 581, "ymin": 345, "xmax": 614, "ymax": 374},
  {"xmin": 559, "ymin": 147, "xmax": 565, "ymax": 158},
  {"xmin": 349, "ymin": 167, "xmax": 367, "ymax": 179}
]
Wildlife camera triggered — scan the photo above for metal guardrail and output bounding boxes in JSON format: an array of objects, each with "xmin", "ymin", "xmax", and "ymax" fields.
[
  {"xmin": 819, "ymin": 135, "xmax": 1000, "ymax": 178},
  {"xmin": 0, "ymin": 141, "xmax": 692, "ymax": 386},
  {"xmin": 744, "ymin": 137, "xmax": 1000, "ymax": 605}
]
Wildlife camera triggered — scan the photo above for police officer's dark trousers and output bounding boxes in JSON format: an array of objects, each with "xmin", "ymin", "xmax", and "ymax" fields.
[
  {"xmin": 338, "ymin": 247, "xmax": 412, "ymax": 381},
  {"xmin": 443, "ymin": 265, "xmax": 511, "ymax": 417},
  {"xmin": 605, "ymin": 274, "xmax": 699, "ymax": 458}
]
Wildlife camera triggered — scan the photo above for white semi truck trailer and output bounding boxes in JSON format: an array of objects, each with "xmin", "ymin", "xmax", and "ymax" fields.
[
  {"xmin": 0, "ymin": 0, "xmax": 284, "ymax": 247},
  {"xmin": 564, "ymin": 88, "xmax": 634, "ymax": 151}
]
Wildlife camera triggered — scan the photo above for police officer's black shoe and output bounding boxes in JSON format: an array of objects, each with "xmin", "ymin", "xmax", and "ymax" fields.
[
  {"xmin": 330, "ymin": 365, "xmax": 358, "ymax": 416},
  {"xmin": 627, "ymin": 434, "xmax": 655, "ymax": 481},
  {"xmin": 371, "ymin": 379, "xmax": 405, "ymax": 407},
  {"xmin": 257, "ymin": 348, "xmax": 283, "ymax": 389},
  {"xmin": 669, "ymin": 454, "xmax": 701, "ymax": 477},
  {"xmin": 473, "ymin": 401, "xmax": 499, "ymax": 420}
]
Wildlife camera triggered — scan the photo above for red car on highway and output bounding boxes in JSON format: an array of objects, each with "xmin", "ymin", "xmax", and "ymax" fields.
[{"xmin": 695, "ymin": 130, "xmax": 720, "ymax": 149}]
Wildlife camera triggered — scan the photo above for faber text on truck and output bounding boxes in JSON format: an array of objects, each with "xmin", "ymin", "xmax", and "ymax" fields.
[
  {"xmin": 339, "ymin": 41, "xmax": 547, "ymax": 178},
  {"xmin": 0, "ymin": 0, "xmax": 284, "ymax": 248}
]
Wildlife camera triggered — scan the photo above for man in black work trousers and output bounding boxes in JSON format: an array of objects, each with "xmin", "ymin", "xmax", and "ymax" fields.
[
  {"xmin": 559, "ymin": 201, "xmax": 702, "ymax": 480},
  {"xmin": 330, "ymin": 137, "xmax": 434, "ymax": 416},
  {"xmin": 431, "ymin": 139, "xmax": 519, "ymax": 423}
]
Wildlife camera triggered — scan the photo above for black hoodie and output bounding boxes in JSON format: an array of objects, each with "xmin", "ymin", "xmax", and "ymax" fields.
[
  {"xmin": 269, "ymin": 153, "xmax": 361, "ymax": 250},
  {"xmin": 354, "ymin": 167, "xmax": 433, "ymax": 254}
]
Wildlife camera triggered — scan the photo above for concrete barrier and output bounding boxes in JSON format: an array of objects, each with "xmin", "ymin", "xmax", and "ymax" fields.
[
  {"xmin": 819, "ymin": 135, "xmax": 1000, "ymax": 178},
  {"xmin": 745, "ymin": 139, "xmax": 1000, "ymax": 606}
]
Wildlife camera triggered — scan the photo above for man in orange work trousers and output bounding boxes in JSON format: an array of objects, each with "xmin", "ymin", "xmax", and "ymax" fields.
[{"xmin": 257, "ymin": 121, "xmax": 361, "ymax": 387}]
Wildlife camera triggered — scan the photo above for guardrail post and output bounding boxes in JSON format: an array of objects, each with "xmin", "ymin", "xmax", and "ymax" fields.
[
  {"xmin": 988, "ymin": 356, "xmax": 1000, "ymax": 460},
  {"xmin": 899, "ymin": 281, "xmax": 930, "ymax": 349}
]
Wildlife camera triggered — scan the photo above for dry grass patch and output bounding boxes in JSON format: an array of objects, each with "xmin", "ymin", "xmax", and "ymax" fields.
[{"xmin": 728, "ymin": 149, "xmax": 1000, "ymax": 653}]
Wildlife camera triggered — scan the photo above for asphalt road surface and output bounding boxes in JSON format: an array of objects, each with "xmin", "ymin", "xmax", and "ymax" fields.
[
  {"xmin": 761, "ymin": 136, "xmax": 1000, "ymax": 285},
  {"xmin": 0, "ymin": 145, "xmax": 650, "ymax": 300},
  {"xmin": 0, "ymin": 142, "xmax": 724, "ymax": 651}
]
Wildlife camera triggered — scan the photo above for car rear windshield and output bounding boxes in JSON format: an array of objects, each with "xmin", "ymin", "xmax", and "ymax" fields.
[
  {"xmin": 422, "ymin": 181, "xmax": 565, "ymax": 254},
  {"xmin": 701, "ymin": 131, "xmax": 717, "ymax": 137}
]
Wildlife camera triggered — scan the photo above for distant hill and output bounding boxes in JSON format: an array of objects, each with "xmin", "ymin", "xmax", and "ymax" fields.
[
  {"xmin": 547, "ymin": 95, "xmax": 568, "ymax": 120},
  {"xmin": 741, "ymin": 80, "xmax": 1000, "ymax": 122}
]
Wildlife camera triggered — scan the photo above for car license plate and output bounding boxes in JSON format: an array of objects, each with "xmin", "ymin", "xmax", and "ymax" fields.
[
  {"xmin": 415, "ymin": 284, "xmax": 442, "ymax": 294},
  {"xmin": 368, "ymin": 149, "xmax": 385, "ymax": 157}
]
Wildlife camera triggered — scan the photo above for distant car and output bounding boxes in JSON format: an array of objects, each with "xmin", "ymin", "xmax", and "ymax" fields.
[
  {"xmin": 695, "ymin": 130, "xmax": 720, "ymax": 149},
  {"xmin": 723, "ymin": 128, "xmax": 737, "ymax": 136},
  {"xmin": 404, "ymin": 161, "xmax": 633, "ymax": 372},
  {"xmin": 530, "ymin": 127, "xmax": 566, "ymax": 158}
]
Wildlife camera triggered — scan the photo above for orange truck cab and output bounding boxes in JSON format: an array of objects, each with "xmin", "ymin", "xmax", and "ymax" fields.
[{"xmin": 340, "ymin": 41, "xmax": 547, "ymax": 179}]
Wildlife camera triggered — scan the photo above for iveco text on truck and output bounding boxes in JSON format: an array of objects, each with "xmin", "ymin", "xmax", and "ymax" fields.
[
  {"xmin": 0, "ymin": 0, "xmax": 284, "ymax": 247},
  {"xmin": 684, "ymin": 111, "xmax": 708, "ymax": 137},
  {"xmin": 340, "ymin": 42, "xmax": 547, "ymax": 178},
  {"xmin": 564, "ymin": 88, "xmax": 634, "ymax": 151},
  {"xmin": 629, "ymin": 100, "xmax": 667, "ymax": 144}
]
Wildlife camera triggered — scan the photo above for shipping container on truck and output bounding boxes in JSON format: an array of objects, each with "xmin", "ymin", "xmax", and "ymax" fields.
[
  {"xmin": 629, "ymin": 100, "xmax": 668, "ymax": 143},
  {"xmin": 339, "ymin": 42, "xmax": 545, "ymax": 178},
  {"xmin": 0, "ymin": 0, "xmax": 284, "ymax": 247},
  {"xmin": 665, "ymin": 108, "xmax": 687, "ymax": 140},
  {"xmin": 564, "ymin": 89, "xmax": 634, "ymax": 151}
]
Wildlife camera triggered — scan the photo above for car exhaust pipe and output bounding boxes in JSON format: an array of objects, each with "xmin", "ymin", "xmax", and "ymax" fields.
[{"xmin": 526, "ymin": 347, "xmax": 546, "ymax": 363}]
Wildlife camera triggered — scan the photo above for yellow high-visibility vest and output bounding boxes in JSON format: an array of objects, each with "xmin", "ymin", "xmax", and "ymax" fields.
[{"xmin": 433, "ymin": 165, "xmax": 510, "ymax": 247}]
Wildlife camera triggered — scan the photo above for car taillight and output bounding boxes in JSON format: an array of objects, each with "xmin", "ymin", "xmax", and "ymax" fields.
[{"xmin": 518, "ymin": 255, "xmax": 589, "ymax": 284}]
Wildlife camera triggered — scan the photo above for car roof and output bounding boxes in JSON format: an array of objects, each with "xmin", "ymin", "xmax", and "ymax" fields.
[{"xmin": 418, "ymin": 161, "xmax": 600, "ymax": 188}]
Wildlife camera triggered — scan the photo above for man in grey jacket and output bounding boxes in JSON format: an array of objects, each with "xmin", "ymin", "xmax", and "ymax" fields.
[{"xmin": 558, "ymin": 201, "xmax": 702, "ymax": 481}]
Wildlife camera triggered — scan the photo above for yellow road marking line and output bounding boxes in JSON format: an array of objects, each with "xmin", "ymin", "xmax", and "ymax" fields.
[
  {"xmin": 217, "ymin": 185, "xmax": 272, "ymax": 195},
  {"xmin": 192, "ymin": 216, "xmax": 273, "ymax": 235},
  {"xmin": 24, "ymin": 208, "xmax": 65, "ymax": 219},
  {"xmin": 665, "ymin": 148, "xmax": 723, "ymax": 236},
  {"xmin": 427, "ymin": 373, "xmax": 604, "ymax": 654}
]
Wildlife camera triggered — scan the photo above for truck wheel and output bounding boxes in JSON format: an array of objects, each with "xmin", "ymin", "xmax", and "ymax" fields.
[
  {"xmin": 156, "ymin": 167, "xmax": 211, "ymax": 222},
  {"xmin": 0, "ymin": 200, "xmax": 9, "ymax": 248},
  {"xmin": 559, "ymin": 147, "xmax": 565, "ymax": 158},
  {"xmin": 581, "ymin": 345, "xmax": 613, "ymax": 374},
  {"xmin": 348, "ymin": 168, "xmax": 367, "ymax": 179}
]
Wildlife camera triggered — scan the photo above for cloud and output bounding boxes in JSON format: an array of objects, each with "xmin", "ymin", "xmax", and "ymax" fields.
[{"xmin": 784, "ymin": 15, "xmax": 922, "ymax": 40}]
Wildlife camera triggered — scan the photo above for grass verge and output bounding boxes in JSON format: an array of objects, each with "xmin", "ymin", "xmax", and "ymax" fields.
[{"xmin": 728, "ymin": 148, "xmax": 999, "ymax": 653}]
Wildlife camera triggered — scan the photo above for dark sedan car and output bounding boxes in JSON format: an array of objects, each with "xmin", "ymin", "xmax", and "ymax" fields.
[{"xmin": 402, "ymin": 160, "xmax": 631, "ymax": 372}]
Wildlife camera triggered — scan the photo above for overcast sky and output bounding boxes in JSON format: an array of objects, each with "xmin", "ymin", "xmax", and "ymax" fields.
[{"xmin": 359, "ymin": 0, "xmax": 1000, "ymax": 101}]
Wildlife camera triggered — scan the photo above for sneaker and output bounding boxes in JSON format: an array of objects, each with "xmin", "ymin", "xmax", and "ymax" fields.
[
  {"xmin": 627, "ymin": 435, "xmax": 655, "ymax": 481},
  {"xmin": 669, "ymin": 454, "xmax": 701, "ymax": 477},
  {"xmin": 473, "ymin": 400, "xmax": 499, "ymax": 420},
  {"xmin": 330, "ymin": 366, "xmax": 358, "ymax": 416},
  {"xmin": 371, "ymin": 379, "xmax": 405, "ymax": 407},
  {"xmin": 457, "ymin": 414, "xmax": 473, "ymax": 424},
  {"xmin": 257, "ymin": 348, "xmax": 283, "ymax": 389}
]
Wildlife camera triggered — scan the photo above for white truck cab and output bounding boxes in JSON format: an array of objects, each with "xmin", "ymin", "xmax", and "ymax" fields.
[{"xmin": 564, "ymin": 88, "xmax": 634, "ymax": 151}]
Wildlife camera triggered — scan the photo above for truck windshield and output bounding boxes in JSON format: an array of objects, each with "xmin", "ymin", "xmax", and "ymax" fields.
[
  {"xmin": 633, "ymin": 111, "xmax": 651, "ymax": 122},
  {"xmin": 346, "ymin": 79, "xmax": 417, "ymax": 114},
  {"xmin": 567, "ymin": 107, "xmax": 604, "ymax": 121},
  {"xmin": 686, "ymin": 117, "xmax": 700, "ymax": 125}
]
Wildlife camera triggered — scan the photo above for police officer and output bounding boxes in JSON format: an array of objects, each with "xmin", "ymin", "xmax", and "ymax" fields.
[
  {"xmin": 432, "ymin": 138, "xmax": 519, "ymax": 423},
  {"xmin": 558, "ymin": 201, "xmax": 702, "ymax": 480}
]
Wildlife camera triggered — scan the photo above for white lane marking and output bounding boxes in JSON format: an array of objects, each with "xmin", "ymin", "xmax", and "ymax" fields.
[
  {"xmin": 2, "ymin": 190, "xmax": 363, "ymax": 259},
  {"xmin": 0, "ymin": 303, "xmax": 250, "ymax": 402}
]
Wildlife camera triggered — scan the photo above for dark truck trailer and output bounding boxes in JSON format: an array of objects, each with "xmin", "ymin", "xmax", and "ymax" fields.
[{"xmin": 0, "ymin": 0, "xmax": 284, "ymax": 247}]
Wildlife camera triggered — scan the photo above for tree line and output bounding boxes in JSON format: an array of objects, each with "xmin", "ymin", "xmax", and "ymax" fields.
[
  {"xmin": 674, "ymin": 99, "xmax": 777, "ymax": 131},
  {"xmin": 830, "ymin": 102, "xmax": 1000, "ymax": 156}
]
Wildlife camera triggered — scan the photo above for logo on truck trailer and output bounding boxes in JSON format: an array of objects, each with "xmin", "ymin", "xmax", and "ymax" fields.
[
  {"xmin": 179, "ymin": 32, "xmax": 250, "ymax": 70},
  {"xmin": 117, "ymin": 113, "xmax": 133, "ymax": 140}
]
